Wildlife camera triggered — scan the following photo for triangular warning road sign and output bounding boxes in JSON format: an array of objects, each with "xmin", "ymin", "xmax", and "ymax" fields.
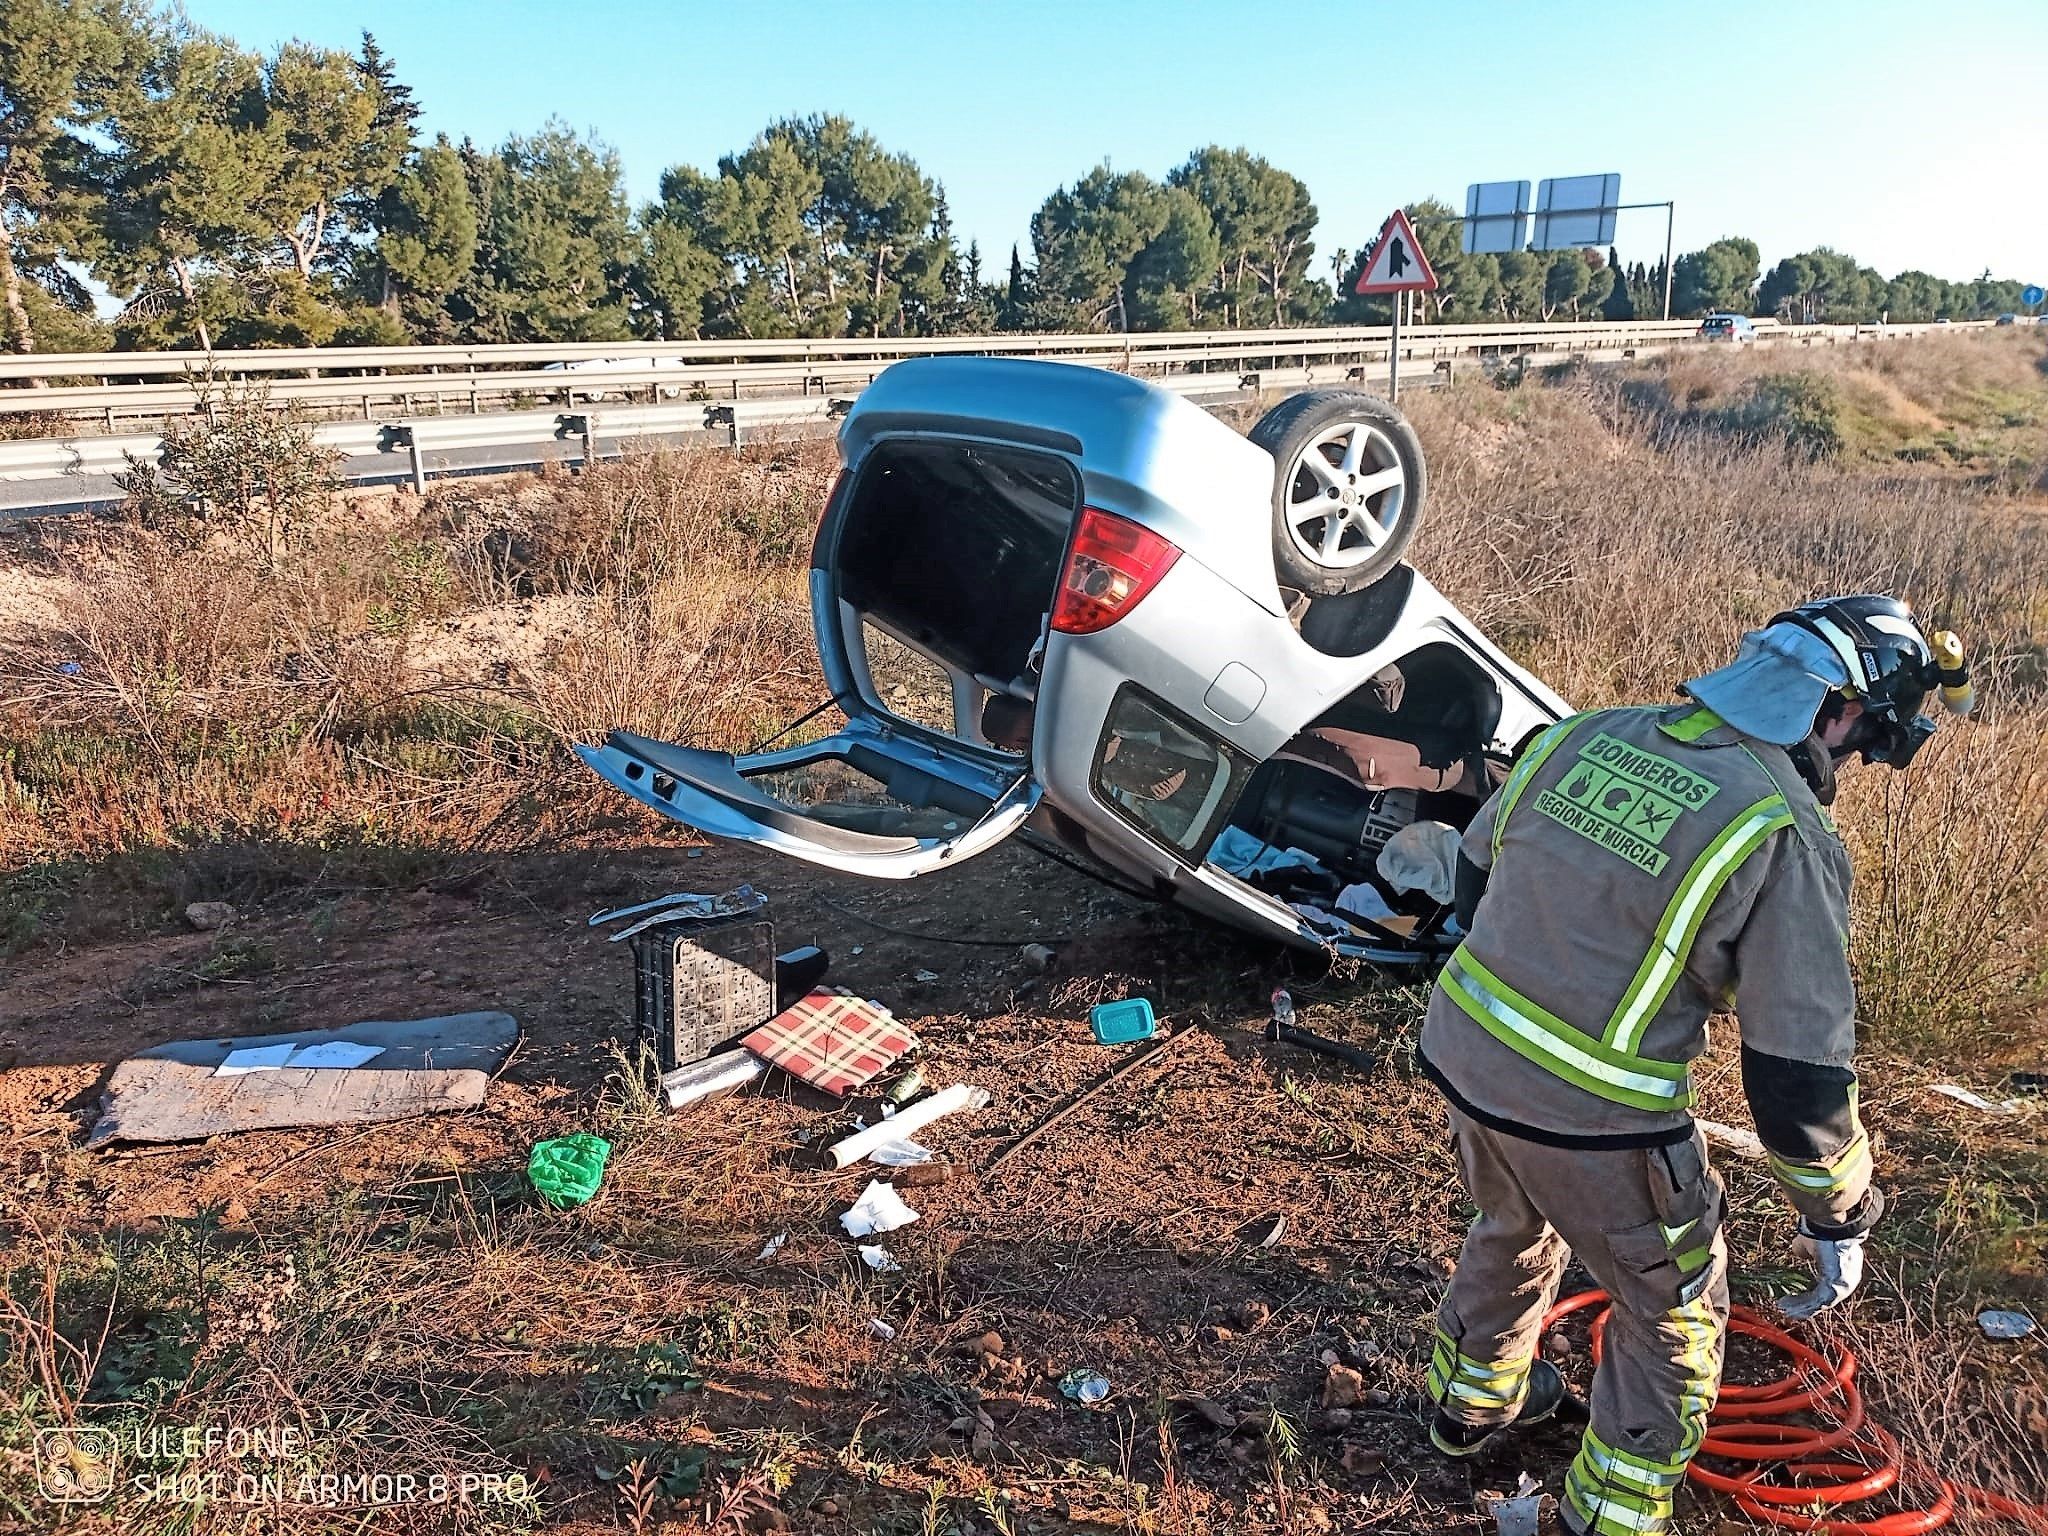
[{"xmin": 1354, "ymin": 209, "xmax": 1438, "ymax": 294}]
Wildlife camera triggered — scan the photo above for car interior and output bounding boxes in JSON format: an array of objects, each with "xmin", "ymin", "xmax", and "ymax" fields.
[
  {"xmin": 833, "ymin": 438, "xmax": 1077, "ymax": 736},
  {"xmin": 1215, "ymin": 641, "xmax": 1511, "ymax": 943}
]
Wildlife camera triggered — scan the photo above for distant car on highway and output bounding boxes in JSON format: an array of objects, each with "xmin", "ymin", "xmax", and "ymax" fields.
[
  {"xmin": 578, "ymin": 359, "xmax": 1568, "ymax": 966},
  {"xmin": 1698, "ymin": 313, "xmax": 1756, "ymax": 343},
  {"xmin": 1994, "ymin": 314, "xmax": 2018, "ymax": 327},
  {"xmin": 1933, "ymin": 318, "xmax": 1953, "ymax": 326},
  {"xmin": 542, "ymin": 357, "xmax": 691, "ymax": 400}
]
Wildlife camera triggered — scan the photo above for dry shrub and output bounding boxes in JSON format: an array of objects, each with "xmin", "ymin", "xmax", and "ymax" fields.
[
  {"xmin": 442, "ymin": 439, "xmax": 834, "ymax": 604},
  {"xmin": 1844, "ymin": 716, "xmax": 2048, "ymax": 1058},
  {"xmin": 510, "ymin": 563, "xmax": 816, "ymax": 750},
  {"xmin": 1625, "ymin": 329, "xmax": 2048, "ymax": 476}
]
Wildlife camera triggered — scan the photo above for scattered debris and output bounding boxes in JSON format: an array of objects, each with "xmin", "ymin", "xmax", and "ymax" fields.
[
  {"xmin": 828, "ymin": 1083, "xmax": 990, "ymax": 1169},
  {"xmin": 1480, "ymin": 1473, "xmax": 1547, "ymax": 1536},
  {"xmin": 856, "ymin": 1245, "xmax": 899, "ymax": 1273},
  {"xmin": 774, "ymin": 945, "xmax": 830, "ymax": 1007},
  {"xmin": 1322, "ymin": 1363, "xmax": 1366, "ymax": 1408},
  {"xmin": 85, "ymin": 1012, "xmax": 519, "ymax": 1146},
  {"xmin": 864, "ymin": 1138, "xmax": 932, "ymax": 1167},
  {"xmin": 758, "ymin": 1232, "xmax": 789, "ymax": 1261},
  {"xmin": 660, "ymin": 1047, "xmax": 767, "ymax": 1110},
  {"xmin": 1322, "ymin": 1407, "xmax": 1355, "ymax": 1431},
  {"xmin": 1232, "ymin": 1299, "xmax": 1271, "ymax": 1330},
  {"xmin": 286, "ymin": 1041, "xmax": 385, "ymax": 1069},
  {"xmin": 216, "ymin": 1044, "xmax": 296, "ymax": 1076},
  {"xmin": 587, "ymin": 885, "xmax": 764, "ymax": 936},
  {"xmin": 1341, "ymin": 1444, "xmax": 1386, "ymax": 1476},
  {"xmin": 1172, "ymin": 1395, "xmax": 1238, "ymax": 1432},
  {"xmin": 1058, "ymin": 1368, "xmax": 1111, "ymax": 1404},
  {"xmin": 1088, "ymin": 997, "xmax": 1156, "ymax": 1044},
  {"xmin": 2011, "ymin": 1072, "xmax": 2045, "ymax": 1096},
  {"xmin": 1020, "ymin": 943, "xmax": 1058, "ymax": 973},
  {"xmin": 1267, "ymin": 989, "xmax": 1376, "ymax": 1072},
  {"xmin": 912, "ymin": 968, "xmax": 941, "ymax": 984},
  {"xmin": 960, "ymin": 1330, "xmax": 1006, "ymax": 1359},
  {"xmin": 745, "ymin": 989, "xmax": 917, "ymax": 1097},
  {"xmin": 1931, "ymin": 1084, "xmax": 2025, "ymax": 1114},
  {"xmin": 1699, "ymin": 1118, "xmax": 1767, "ymax": 1159},
  {"xmin": 1544, "ymin": 1331, "xmax": 1574, "ymax": 1361},
  {"xmin": 868, "ymin": 1318, "xmax": 897, "ymax": 1341},
  {"xmin": 1980, "ymin": 1310, "xmax": 2038, "ymax": 1340},
  {"xmin": 877, "ymin": 1066, "xmax": 926, "ymax": 1106},
  {"xmin": 1237, "ymin": 1214, "xmax": 1287, "ymax": 1249},
  {"xmin": 839, "ymin": 1180, "xmax": 920, "ymax": 1238},
  {"xmin": 184, "ymin": 901, "xmax": 236, "ymax": 932},
  {"xmin": 528, "ymin": 1133, "xmax": 612, "ymax": 1210},
  {"xmin": 889, "ymin": 1161, "xmax": 960, "ymax": 1189}
]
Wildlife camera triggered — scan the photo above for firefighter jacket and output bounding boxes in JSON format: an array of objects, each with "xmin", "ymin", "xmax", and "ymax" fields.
[{"xmin": 1418, "ymin": 703, "xmax": 1880, "ymax": 1235}]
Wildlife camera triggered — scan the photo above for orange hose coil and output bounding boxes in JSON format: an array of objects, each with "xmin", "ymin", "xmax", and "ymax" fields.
[{"xmin": 1545, "ymin": 1291, "xmax": 2048, "ymax": 1535}]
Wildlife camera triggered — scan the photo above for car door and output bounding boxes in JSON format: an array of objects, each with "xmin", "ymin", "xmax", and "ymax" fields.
[{"xmin": 575, "ymin": 714, "xmax": 1040, "ymax": 881}]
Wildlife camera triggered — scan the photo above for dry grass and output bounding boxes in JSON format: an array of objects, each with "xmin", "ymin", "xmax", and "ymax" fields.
[{"xmin": 1625, "ymin": 327, "xmax": 2048, "ymax": 477}]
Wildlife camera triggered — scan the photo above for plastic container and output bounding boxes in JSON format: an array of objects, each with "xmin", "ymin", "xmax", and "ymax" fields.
[
  {"xmin": 1088, "ymin": 998, "xmax": 1157, "ymax": 1044},
  {"xmin": 631, "ymin": 910, "xmax": 777, "ymax": 1071}
]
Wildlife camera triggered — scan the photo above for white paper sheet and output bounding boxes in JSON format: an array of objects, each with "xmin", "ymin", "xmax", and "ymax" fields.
[
  {"xmin": 840, "ymin": 1179, "xmax": 920, "ymax": 1237},
  {"xmin": 858, "ymin": 1245, "xmax": 900, "ymax": 1273},
  {"xmin": 866, "ymin": 1138, "xmax": 932, "ymax": 1167},
  {"xmin": 215, "ymin": 1044, "xmax": 296, "ymax": 1076},
  {"xmin": 287, "ymin": 1041, "xmax": 386, "ymax": 1070}
]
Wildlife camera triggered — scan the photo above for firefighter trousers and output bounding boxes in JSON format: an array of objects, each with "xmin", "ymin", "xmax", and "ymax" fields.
[{"xmin": 1430, "ymin": 1105, "xmax": 1730, "ymax": 1536}]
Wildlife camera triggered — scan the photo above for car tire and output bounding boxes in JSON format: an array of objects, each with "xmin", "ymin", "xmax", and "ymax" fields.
[{"xmin": 1249, "ymin": 389, "xmax": 1426, "ymax": 597}]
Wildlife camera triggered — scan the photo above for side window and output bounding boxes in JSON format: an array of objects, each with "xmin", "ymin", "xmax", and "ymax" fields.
[{"xmin": 1092, "ymin": 686, "xmax": 1248, "ymax": 860}]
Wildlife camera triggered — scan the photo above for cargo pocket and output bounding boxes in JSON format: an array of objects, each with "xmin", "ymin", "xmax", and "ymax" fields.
[
  {"xmin": 1602, "ymin": 1136, "xmax": 1726, "ymax": 1318},
  {"xmin": 1602, "ymin": 1218, "xmax": 1688, "ymax": 1319}
]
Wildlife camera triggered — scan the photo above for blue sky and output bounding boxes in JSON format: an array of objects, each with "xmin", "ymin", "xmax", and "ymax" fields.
[{"xmin": 187, "ymin": 0, "xmax": 2046, "ymax": 286}]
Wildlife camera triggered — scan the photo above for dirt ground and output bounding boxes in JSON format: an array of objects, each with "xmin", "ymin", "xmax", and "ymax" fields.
[
  {"xmin": 6, "ymin": 821, "xmax": 2043, "ymax": 1535},
  {"xmin": 0, "ymin": 828, "xmax": 1600, "ymax": 1533}
]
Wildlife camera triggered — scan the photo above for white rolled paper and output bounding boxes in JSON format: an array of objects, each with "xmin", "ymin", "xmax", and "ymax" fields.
[{"xmin": 827, "ymin": 1083, "xmax": 990, "ymax": 1169}]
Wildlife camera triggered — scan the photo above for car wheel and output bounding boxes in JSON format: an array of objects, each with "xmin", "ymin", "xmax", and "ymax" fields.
[{"xmin": 1249, "ymin": 390, "xmax": 1426, "ymax": 596}]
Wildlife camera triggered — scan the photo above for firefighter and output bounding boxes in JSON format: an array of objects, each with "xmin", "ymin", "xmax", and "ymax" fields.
[{"xmin": 1416, "ymin": 596, "xmax": 1973, "ymax": 1536}]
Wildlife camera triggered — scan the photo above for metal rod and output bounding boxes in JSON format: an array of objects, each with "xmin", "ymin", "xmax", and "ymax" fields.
[
  {"xmin": 1389, "ymin": 294, "xmax": 1402, "ymax": 400},
  {"xmin": 1662, "ymin": 201, "xmax": 1676, "ymax": 322}
]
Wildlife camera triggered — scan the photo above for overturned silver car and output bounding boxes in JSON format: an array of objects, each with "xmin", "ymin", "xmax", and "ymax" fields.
[{"xmin": 578, "ymin": 358, "xmax": 1568, "ymax": 964}]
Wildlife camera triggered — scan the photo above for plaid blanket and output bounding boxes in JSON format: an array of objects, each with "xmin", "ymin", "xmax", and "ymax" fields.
[{"xmin": 743, "ymin": 989, "xmax": 917, "ymax": 1097}]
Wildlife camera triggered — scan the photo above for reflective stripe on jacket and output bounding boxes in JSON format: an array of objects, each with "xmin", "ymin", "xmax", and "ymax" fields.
[{"xmin": 1420, "ymin": 703, "xmax": 1861, "ymax": 1173}]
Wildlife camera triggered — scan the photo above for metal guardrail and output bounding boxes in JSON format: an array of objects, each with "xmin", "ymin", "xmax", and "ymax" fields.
[
  {"xmin": 0, "ymin": 318, "xmax": 1994, "ymax": 516},
  {"xmin": 0, "ymin": 317, "xmax": 1982, "ymax": 423}
]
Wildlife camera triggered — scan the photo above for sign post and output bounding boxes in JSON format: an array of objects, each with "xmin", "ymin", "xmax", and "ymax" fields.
[{"xmin": 1354, "ymin": 209, "xmax": 1439, "ymax": 400}]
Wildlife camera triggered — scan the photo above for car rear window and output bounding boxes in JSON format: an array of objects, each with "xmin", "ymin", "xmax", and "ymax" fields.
[
  {"xmin": 1092, "ymin": 686, "xmax": 1250, "ymax": 860},
  {"xmin": 836, "ymin": 439, "xmax": 1080, "ymax": 686},
  {"xmin": 1703, "ymin": 317, "xmax": 1732, "ymax": 330}
]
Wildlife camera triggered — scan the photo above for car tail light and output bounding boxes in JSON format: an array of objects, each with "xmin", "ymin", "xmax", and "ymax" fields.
[{"xmin": 1050, "ymin": 508, "xmax": 1181, "ymax": 635}]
